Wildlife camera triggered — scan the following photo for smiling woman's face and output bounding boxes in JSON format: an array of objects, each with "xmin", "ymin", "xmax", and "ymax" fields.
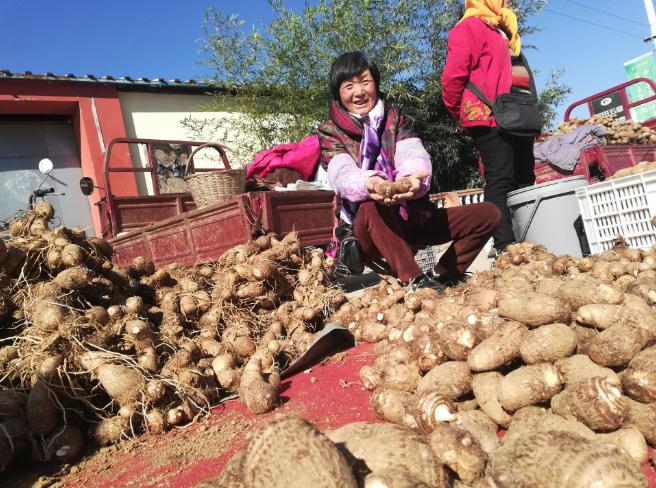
[{"xmin": 338, "ymin": 69, "xmax": 377, "ymax": 116}]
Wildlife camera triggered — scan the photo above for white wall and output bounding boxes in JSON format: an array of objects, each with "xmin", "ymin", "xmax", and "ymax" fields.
[{"xmin": 118, "ymin": 91, "xmax": 249, "ymax": 195}]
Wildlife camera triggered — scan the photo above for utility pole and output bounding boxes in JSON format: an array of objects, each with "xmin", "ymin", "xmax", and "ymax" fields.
[{"xmin": 644, "ymin": 0, "xmax": 656, "ymax": 48}]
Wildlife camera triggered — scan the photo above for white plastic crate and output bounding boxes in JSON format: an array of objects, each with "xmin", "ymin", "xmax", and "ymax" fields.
[{"xmin": 576, "ymin": 169, "xmax": 656, "ymax": 254}]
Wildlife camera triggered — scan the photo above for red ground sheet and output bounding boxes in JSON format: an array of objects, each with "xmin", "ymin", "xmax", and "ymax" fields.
[{"xmin": 58, "ymin": 343, "xmax": 656, "ymax": 487}]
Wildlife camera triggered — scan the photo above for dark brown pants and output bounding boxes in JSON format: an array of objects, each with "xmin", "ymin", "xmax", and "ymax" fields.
[{"xmin": 354, "ymin": 201, "xmax": 501, "ymax": 282}]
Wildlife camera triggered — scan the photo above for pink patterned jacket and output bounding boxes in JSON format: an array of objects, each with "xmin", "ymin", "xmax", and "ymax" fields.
[{"xmin": 442, "ymin": 17, "xmax": 513, "ymax": 128}]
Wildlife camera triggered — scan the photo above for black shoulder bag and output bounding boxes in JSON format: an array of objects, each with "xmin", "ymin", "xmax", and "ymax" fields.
[
  {"xmin": 330, "ymin": 223, "xmax": 365, "ymax": 276},
  {"xmin": 466, "ymin": 53, "xmax": 543, "ymax": 137},
  {"xmin": 326, "ymin": 196, "xmax": 365, "ymax": 277}
]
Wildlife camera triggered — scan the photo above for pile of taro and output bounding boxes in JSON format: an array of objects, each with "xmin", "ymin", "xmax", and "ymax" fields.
[{"xmin": 0, "ymin": 202, "xmax": 344, "ymax": 472}]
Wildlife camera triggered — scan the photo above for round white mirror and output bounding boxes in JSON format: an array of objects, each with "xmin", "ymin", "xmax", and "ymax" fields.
[{"xmin": 38, "ymin": 158, "xmax": 54, "ymax": 174}]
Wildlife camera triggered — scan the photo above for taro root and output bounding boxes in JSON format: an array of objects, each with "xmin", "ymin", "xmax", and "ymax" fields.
[
  {"xmin": 53, "ymin": 266, "xmax": 93, "ymax": 290},
  {"xmin": 374, "ymin": 181, "xmax": 395, "ymax": 198},
  {"xmin": 145, "ymin": 380, "xmax": 167, "ymax": 403},
  {"xmin": 487, "ymin": 431, "xmax": 646, "ymax": 488},
  {"xmin": 125, "ymin": 319, "xmax": 154, "ymax": 351},
  {"xmin": 31, "ymin": 300, "xmax": 66, "ymax": 331},
  {"xmin": 238, "ymin": 356, "xmax": 278, "ymax": 414},
  {"xmin": 621, "ymin": 345, "xmax": 656, "ymax": 403},
  {"xmin": 0, "ymin": 416, "xmax": 31, "ymax": 455},
  {"xmin": 91, "ymin": 416, "xmax": 129, "ymax": 446},
  {"xmin": 409, "ymin": 333, "xmax": 443, "ymax": 372},
  {"xmin": 535, "ymin": 277, "xmax": 565, "ymax": 296},
  {"xmin": 137, "ymin": 347, "xmax": 158, "ymax": 372},
  {"xmin": 498, "ymin": 292, "xmax": 570, "ymax": 327},
  {"xmin": 464, "ymin": 287, "xmax": 498, "ymax": 312},
  {"xmin": 26, "ymin": 379, "xmax": 61, "ymax": 435},
  {"xmin": 33, "ymin": 201, "xmax": 55, "ymax": 220},
  {"xmin": 84, "ymin": 306, "xmax": 110, "ymax": 325},
  {"xmin": 379, "ymin": 362, "xmax": 421, "ymax": 392},
  {"xmin": 404, "ymin": 391, "xmax": 456, "ymax": 434},
  {"xmin": 363, "ymin": 470, "xmax": 427, "ymax": 488},
  {"xmin": 626, "ymin": 279, "xmax": 656, "ymax": 306},
  {"xmin": 211, "ymin": 451, "xmax": 246, "ymax": 487},
  {"xmin": 44, "ymin": 425, "xmax": 85, "ymax": 463},
  {"xmin": 471, "ymin": 372, "xmax": 513, "ymax": 427},
  {"xmin": 555, "ymin": 354, "xmax": 619, "ymax": 387},
  {"xmin": 360, "ymin": 320, "xmax": 388, "ymax": 343},
  {"xmin": 435, "ymin": 321, "xmax": 476, "ymax": 361},
  {"xmin": 61, "ymin": 244, "xmax": 85, "ymax": 267},
  {"xmin": 88, "ymin": 237, "xmax": 113, "ymax": 258},
  {"xmin": 241, "ymin": 416, "xmax": 358, "ymax": 488},
  {"xmin": 80, "ymin": 352, "xmax": 146, "ymax": 408},
  {"xmin": 0, "ymin": 389, "xmax": 26, "ymax": 417},
  {"xmin": 124, "ymin": 296, "xmax": 147, "ymax": 316},
  {"xmin": 131, "ymin": 256, "xmax": 156, "ymax": 277},
  {"xmin": 359, "ymin": 365, "xmax": 382, "ymax": 391},
  {"xmin": 39, "ymin": 355, "xmax": 63, "ymax": 378},
  {"xmin": 326, "ymin": 422, "xmax": 448, "ymax": 488},
  {"xmin": 519, "ymin": 323, "xmax": 577, "ymax": 364},
  {"xmin": 415, "ymin": 361, "xmax": 471, "ymax": 401},
  {"xmin": 507, "ymin": 409, "xmax": 646, "ymax": 463},
  {"xmin": 575, "ymin": 304, "xmax": 626, "ymax": 330},
  {"xmin": 587, "ymin": 319, "xmax": 651, "ymax": 367},
  {"xmin": 551, "ymin": 377, "xmax": 627, "ymax": 431},
  {"xmin": 571, "ymin": 323, "xmax": 598, "ymax": 356},
  {"xmin": 504, "ymin": 408, "xmax": 586, "ymax": 445},
  {"xmin": 559, "ymin": 278, "xmax": 624, "ymax": 309},
  {"xmin": 144, "ymin": 408, "xmax": 166, "ymax": 435},
  {"xmin": 622, "ymin": 396, "xmax": 656, "ymax": 444},
  {"xmin": 596, "ymin": 426, "xmax": 648, "ymax": 465},
  {"xmin": 467, "ymin": 321, "xmax": 527, "ymax": 372},
  {"xmin": 453, "ymin": 409, "xmax": 499, "ymax": 455},
  {"xmin": 370, "ymin": 388, "xmax": 411, "ymax": 425},
  {"xmin": 428, "ymin": 422, "xmax": 487, "ymax": 484},
  {"xmin": 496, "ymin": 363, "xmax": 563, "ymax": 413}
]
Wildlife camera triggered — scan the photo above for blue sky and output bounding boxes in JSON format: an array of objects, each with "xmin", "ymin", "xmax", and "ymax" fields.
[{"xmin": 0, "ymin": 0, "xmax": 653, "ymax": 121}]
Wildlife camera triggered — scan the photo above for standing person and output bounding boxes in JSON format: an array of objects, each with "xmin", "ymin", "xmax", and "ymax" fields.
[
  {"xmin": 442, "ymin": 0, "xmax": 537, "ymax": 254},
  {"xmin": 319, "ymin": 51, "xmax": 500, "ymax": 290}
]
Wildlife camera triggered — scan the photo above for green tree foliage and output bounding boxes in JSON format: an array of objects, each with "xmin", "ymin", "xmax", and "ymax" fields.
[{"xmin": 190, "ymin": 0, "xmax": 565, "ymax": 191}]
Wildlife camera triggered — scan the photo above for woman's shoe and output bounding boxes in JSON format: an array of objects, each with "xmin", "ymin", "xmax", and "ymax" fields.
[
  {"xmin": 407, "ymin": 273, "xmax": 445, "ymax": 293},
  {"xmin": 436, "ymin": 271, "xmax": 469, "ymax": 287}
]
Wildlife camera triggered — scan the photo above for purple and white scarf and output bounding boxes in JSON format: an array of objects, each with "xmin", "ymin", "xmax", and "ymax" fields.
[{"xmin": 356, "ymin": 99, "xmax": 408, "ymax": 220}]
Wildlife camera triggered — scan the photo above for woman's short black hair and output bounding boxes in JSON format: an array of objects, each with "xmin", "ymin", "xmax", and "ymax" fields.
[{"xmin": 329, "ymin": 51, "xmax": 380, "ymax": 100}]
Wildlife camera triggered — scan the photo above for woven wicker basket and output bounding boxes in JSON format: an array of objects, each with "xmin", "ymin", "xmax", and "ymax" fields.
[
  {"xmin": 184, "ymin": 143, "xmax": 245, "ymax": 208},
  {"xmin": 185, "ymin": 169, "xmax": 245, "ymax": 207}
]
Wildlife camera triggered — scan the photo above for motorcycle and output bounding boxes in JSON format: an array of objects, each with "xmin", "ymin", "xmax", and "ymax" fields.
[{"xmin": 29, "ymin": 158, "xmax": 66, "ymax": 209}]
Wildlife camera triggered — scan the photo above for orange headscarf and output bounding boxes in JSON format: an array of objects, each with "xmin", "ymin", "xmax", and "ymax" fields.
[{"xmin": 459, "ymin": 0, "xmax": 521, "ymax": 56}]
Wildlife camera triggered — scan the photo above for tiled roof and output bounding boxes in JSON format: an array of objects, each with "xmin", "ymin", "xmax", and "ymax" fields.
[{"xmin": 0, "ymin": 69, "xmax": 216, "ymax": 93}]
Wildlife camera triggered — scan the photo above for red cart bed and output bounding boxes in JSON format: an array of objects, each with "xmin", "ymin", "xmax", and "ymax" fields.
[
  {"xmin": 532, "ymin": 77, "xmax": 656, "ymax": 184},
  {"xmin": 110, "ymin": 190, "xmax": 335, "ymax": 268}
]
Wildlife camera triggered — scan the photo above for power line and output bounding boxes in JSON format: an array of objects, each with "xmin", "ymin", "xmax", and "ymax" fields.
[
  {"xmin": 561, "ymin": 0, "xmax": 647, "ymax": 27},
  {"xmin": 543, "ymin": 7, "xmax": 645, "ymax": 39}
]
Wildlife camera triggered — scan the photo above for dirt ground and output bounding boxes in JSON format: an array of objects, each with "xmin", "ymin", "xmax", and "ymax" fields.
[{"xmin": 1, "ymin": 411, "xmax": 255, "ymax": 488}]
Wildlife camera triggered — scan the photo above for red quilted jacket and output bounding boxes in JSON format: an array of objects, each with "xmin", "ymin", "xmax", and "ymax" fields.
[{"xmin": 442, "ymin": 17, "xmax": 513, "ymax": 128}]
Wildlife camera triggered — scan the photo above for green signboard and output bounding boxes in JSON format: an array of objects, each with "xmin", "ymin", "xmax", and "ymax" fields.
[{"xmin": 624, "ymin": 52, "xmax": 656, "ymax": 123}]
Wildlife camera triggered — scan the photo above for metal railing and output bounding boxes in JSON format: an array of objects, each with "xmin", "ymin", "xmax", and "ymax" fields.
[{"xmin": 430, "ymin": 188, "xmax": 484, "ymax": 208}]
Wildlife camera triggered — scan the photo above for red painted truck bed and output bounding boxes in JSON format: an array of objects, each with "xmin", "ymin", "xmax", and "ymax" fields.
[
  {"xmin": 110, "ymin": 190, "xmax": 335, "ymax": 268},
  {"xmin": 531, "ymin": 144, "xmax": 656, "ymax": 185},
  {"xmin": 579, "ymin": 144, "xmax": 656, "ymax": 178}
]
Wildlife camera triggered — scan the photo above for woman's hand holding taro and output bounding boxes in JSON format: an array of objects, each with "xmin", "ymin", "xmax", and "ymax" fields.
[
  {"xmin": 392, "ymin": 172, "xmax": 429, "ymax": 202},
  {"xmin": 365, "ymin": 176, "xmax": 396, "ymax": 206}
]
